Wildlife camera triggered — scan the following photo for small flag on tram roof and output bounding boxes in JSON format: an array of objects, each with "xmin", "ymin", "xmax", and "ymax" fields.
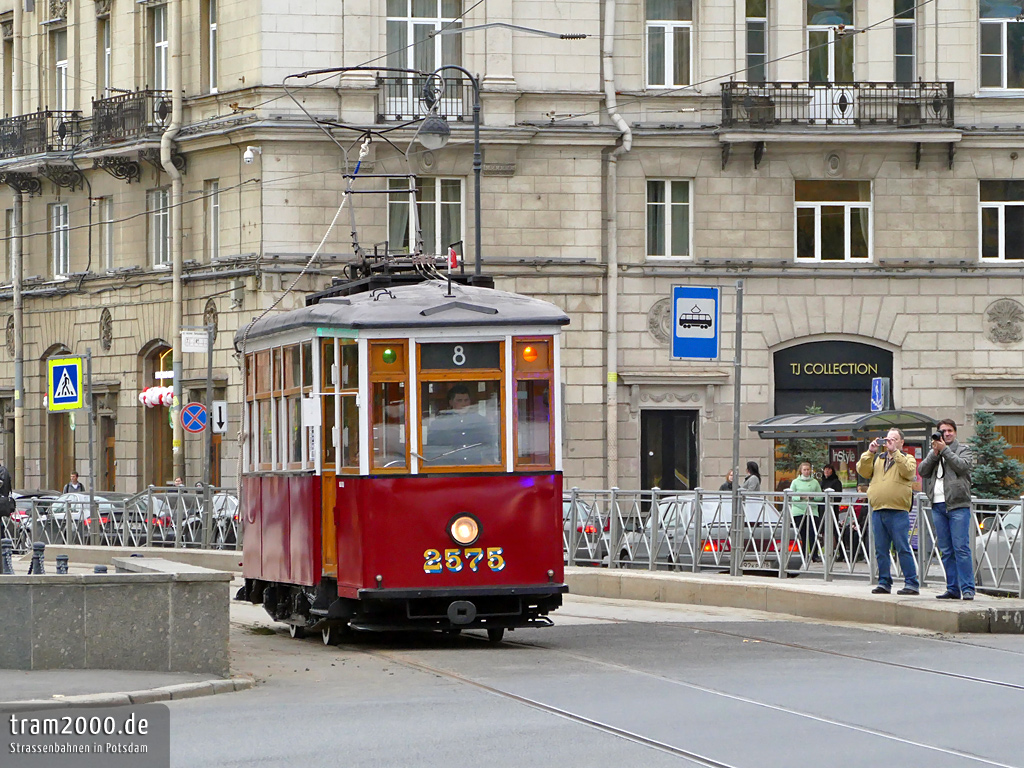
[{"xmin": 448, "ymin": 246, "xmax": 459, "ymax": 271}]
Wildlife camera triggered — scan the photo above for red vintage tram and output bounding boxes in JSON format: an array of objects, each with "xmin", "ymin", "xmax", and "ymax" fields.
[{"xmin": 234, "ymin": 272, "xmax": 569, "ymax": 642}]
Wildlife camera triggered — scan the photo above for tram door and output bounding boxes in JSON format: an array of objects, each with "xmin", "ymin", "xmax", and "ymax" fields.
[{"xmin": 640, "ymin": 410, "xmax": 698, "ymax": 491}]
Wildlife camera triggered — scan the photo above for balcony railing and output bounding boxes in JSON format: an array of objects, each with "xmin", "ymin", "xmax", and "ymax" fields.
[
  {"xmin": 0, "ymin": 110, "xmax": 83, "ymax": 159},
  {"xmin": 721, "ymin": 82, "xmax": 955, "ymax": 129},
  {"xmin": 377, "ymin": 75, "xmax": 474, "ymax": 122},
  {"xmin": 91, "ymin": 89, "xmax": 172, "ymax": 144}
]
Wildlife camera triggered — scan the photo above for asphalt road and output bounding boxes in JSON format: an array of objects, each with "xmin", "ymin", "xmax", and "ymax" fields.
[{"xmin": 168, "ymin": 596, "xmax": 1024, "ymax": 768}]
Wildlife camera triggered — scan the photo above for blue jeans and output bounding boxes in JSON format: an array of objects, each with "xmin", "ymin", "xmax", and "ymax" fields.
[
  {"xmin": 931, "ymin": 502, "xmax": 975, "ymax": 596},
  {"xmin": 872, "ymin": 508, "xmax": 919, "ymax": 590}
]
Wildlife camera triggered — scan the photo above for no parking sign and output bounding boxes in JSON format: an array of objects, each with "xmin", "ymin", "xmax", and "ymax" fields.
[{"xmin": 181, "ymin": 402, "xmax": 208, "ymax": 433}]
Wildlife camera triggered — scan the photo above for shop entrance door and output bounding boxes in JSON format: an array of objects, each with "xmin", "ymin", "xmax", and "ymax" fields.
[{"xmin": 640, "ymin": 410, "xmax": 699, "ymax": 491}]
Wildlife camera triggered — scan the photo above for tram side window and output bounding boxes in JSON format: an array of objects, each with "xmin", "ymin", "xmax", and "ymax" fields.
[
  {"xmin": 513, "ymin": 339, "xmax": 554, "ymax": 469},
  {"xmin": 369, "ymin": 341, "xmax": 408, "ymax": 471},
  {"xmin": 420, "ymin": 380, "xmax": 501, "ymax": 467},
  {"xmin": 335, "ymin": 339, "xmax": 360, "ymax": 472}
]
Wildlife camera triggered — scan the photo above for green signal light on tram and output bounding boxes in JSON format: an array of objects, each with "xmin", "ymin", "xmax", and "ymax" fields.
[{"xmin": 382, "ymin": 348, "xmax": 397, "ymax": 364}]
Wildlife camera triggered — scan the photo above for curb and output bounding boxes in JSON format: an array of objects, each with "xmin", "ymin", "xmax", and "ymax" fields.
[{"xmin": 1, "ymin": 678, "xmax": 255, "ymax": 710}]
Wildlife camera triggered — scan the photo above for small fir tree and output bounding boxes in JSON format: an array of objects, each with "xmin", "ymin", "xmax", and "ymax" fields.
[
  {"xmin": 967, "ymin": 411, "xmax": 1024, "ymax": 499},
  {"xmin": 775, "ymin": 404, "xmax": 830, "ymax": 473}
]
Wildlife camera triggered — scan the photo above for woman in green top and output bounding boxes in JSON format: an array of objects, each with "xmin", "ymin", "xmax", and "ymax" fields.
[{"xmin": 789, "ymin": 462, "xmax": 823, "ymax": 563}]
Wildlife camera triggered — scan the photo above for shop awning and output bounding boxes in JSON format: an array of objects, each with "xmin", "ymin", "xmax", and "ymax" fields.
[{"xmin": 748, "ymin": 410, "xmax": 939, "ymax": 441}]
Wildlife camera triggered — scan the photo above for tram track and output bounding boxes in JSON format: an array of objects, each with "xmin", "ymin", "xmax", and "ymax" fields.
[{"xmin": 359, "ymin": 629, "xmax": 1023, "ymax": 768}]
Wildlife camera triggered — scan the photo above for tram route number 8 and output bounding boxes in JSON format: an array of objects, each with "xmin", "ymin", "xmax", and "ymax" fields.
[{"xmin": 423, "ymin": 547, "xmax": 506, "ymax": 573}]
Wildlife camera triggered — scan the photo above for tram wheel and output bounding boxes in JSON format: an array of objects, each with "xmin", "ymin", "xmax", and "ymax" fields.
[
  {"xmin": 486, "ymin": 627, "xmax": 505, "ymax": 643},
  {"xmin": 288, "ymin": 623, "xmax": 306, "ymax": 639},
  {"xmin": 322, "ymin": 624, "xmax": 348, "ymax": 646}
]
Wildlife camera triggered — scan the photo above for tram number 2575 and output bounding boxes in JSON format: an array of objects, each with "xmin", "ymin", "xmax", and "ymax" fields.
[{"xmin": 424, "ymin": 547, "xmax": 506, "ymax": 574}]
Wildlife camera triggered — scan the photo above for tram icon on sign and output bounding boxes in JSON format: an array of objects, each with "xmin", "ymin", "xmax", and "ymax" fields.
[{"xmin": 678, "ymin": 307, "xmax": 713, "ymax": 330}]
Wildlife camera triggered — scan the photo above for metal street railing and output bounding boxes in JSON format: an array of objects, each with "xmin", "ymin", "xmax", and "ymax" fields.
[
  {"xmin": 563, "ymin": 487, "xmax": 1023, "ymax": 597},
  {"xmin": 377, "ymin": 75, "xmax": 474, "ymax": 122}
]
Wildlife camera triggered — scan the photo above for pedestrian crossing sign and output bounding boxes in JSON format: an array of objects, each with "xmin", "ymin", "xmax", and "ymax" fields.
[{"xmin": 47, "ymin": 357, "xmax": 83, "ymax": 412}]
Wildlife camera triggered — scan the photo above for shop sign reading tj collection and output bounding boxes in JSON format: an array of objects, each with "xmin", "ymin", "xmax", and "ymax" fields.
[{"xmin": 774, "ymin": 341, "xmax": 893, "ymax": 391}]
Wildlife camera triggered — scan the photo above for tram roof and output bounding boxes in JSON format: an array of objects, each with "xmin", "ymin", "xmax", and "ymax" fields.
[
  {"xmin": 235, "ymin": 280, "xmax": 570, "ymax": 346},
  {"xmin": 748, "ymin": 410, "xmax": 939, "ymax": 440}
]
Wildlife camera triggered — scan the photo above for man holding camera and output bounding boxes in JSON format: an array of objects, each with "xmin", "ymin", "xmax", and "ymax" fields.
[
  {"xmin": 919, "ymin": 419, "xmax": 976, "ymax": 600},
  {"xmin": 856, "ymin": 428, "xmax": 920, "ymax": 595}
]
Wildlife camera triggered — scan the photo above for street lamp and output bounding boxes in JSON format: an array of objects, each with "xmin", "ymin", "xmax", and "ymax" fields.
[{"xmin": 419, "ymin": 66, "xmax": 483, "ymax": 278}]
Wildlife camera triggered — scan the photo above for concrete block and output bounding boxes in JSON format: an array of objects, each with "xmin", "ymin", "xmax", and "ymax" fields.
[
  {"xmin": 84, "ymin": 583, "xmax": 170, "ymax": 672},
  {"xmin": 0, "ymin": 585, "xmax": 32, "ymax": 669},
  {"xmin": 696, "ymin": 580, "xmax": 768, "ymax": 612},
  {"xmin": 989, "ymin": 608, "xmax": 1024, "ymax": 633},
  {"xmin": 165, "ymin": 682, "xmax": 216, "ymax": 700},
  {"xmin": 617, "ymin": 572, "xmax": 664, "ymax": 603},
  {"xmin": 126, "ymin": 689, "xmax": 172, "ymax": 705},
  {"xmin": 169, "ymin": 582, "xmax": 230, "ymax": 676},
  {"xmin": 32, "ymin": 584, "xmax": 86, "ymax": 669}
]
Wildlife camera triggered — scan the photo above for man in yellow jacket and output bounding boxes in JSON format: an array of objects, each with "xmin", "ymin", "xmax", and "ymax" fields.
[{"xmin": 856, "ymin": 428, "xmax": 920, "ymax": 596}]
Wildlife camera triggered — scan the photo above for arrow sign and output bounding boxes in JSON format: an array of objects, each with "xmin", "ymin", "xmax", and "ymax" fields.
[
  {"xmin": 211, "ymin": 400, "xmax": 228, "ymax": 434},
  {"xmin": 181, "ymin": 402, "xmax": 208, "ymax": 433}
]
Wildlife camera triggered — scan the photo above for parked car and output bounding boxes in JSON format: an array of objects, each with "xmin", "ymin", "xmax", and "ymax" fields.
[
  {"xmin": 623, "ymin": 493, "xmax": 800, "ymax": 570},
  {"xmin": 974, "ymin": 504, "xmax": 1021, "ymax": 590},
  {"xmin": 562, "ymin": 498, "xmax": 608, "ymax": 565},
  {"xmin": 128, "ymin": 489, "xmax": 204, "ymax": 547},
  {"xmin": 208, "ymin": 492, "xmax": 240, "ymax": 549},
  {"xmin": 43, "ymin": 493, "xmax": 123, "ymax": 545}
]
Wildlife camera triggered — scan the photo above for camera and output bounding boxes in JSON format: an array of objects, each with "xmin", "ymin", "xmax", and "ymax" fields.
[
  {"xmin": 243, "ymin": 146, "xmax": 261, "ymax": 164},
  {"xmin": 931, "ymin": 432, "xmax": 943, "ymax": 441},
  {"xmin": 875, "ymin": 437, "xmax": 887, "ymax": 449}
]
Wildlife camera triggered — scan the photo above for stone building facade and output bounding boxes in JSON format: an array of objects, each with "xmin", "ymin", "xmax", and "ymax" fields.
[{"xmin": 0, "ymin": 0, "xmax": 1023, "ymax": 493}]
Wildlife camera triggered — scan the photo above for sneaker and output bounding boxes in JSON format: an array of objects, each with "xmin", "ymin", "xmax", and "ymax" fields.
[
  {"xmin": 871, "ymin": 586, "xmax": 890, "ymax": 594},
  {"xmin": 961, "ymin": 593, "xmax": 975, "ymax": 601},
  {"xmin": 936, "ymin": 591, "xmax": 961, "ymax": 600},
  {"xmin": 896, "ymin": 588, "xmax": 920, "ymax": 596}
]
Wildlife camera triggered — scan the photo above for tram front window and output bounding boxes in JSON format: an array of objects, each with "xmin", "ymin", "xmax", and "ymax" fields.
[{"xmin": 421, "ymin": 381, "xmax": 500, "ymax": 466}]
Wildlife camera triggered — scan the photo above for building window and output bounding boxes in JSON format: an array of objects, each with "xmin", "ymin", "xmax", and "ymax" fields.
[
  {"xmin": 647, "ymin": 180, "xmax": 692, "ymax": 258},
  {"xmin": 205, "ymin": 0, "xmax": 218, "ymax": 94},
  {"xmin": 4, "ymin": 36, "xmax": 13, "ymax": 117},
  {"xmin": 386, "ymin": 0, "xmax": 462, "ymax": 80},
  {"xmin": 204, "ymin": 180, "xmax": 220, "ymax": 261},
  {"xmin": 4, "ymin": 208, "xmax": 12, "ymax": 283},
  {"xmin": 646, "ymin": 0, "xmax": 692, "ymax": 88},
  {"xmin": 981, "ymin": 2, "xmax": 1024, "ymax": 89},
  {"xmin": 98, "ymin": 17, "xmax": 111, "ymax": 97},
  {"xmin": 49, "ymin": 202, "xmax": 70, "ymax": 277},
  {"xmin": 152, "ymin": 3, "xmax": 168, "ymax": 91},
  {"xmin": 980, "ymin": 180, "xmax": 1024, "ymax": 261},
  {"xmin": 97, "ymin": 197, "xmax": 114, "ymax": 271},
  {"xmin": 53, "ymin": 29, "xmax": 68, "ymax": 112},
  {"xmin": 894, "ymin": 0, "xmax": 915, "ymax": 83},
  {"xmin": 795, "ymin": 180, "xmax": 871, "ymax": 262},
  {"xmin": 807, "ymin": 0, "xmax": 853, "ymax": 83},
  {"xmin": 148, "ymin": 188, "xmax": 170, "ymax": 267},
  {"xmin": 388, "ymin": 177, "xmax": 462, "ymax": 256},
  {"xmin": 747, "ymin": 0, "xmax": 767, "ymax": 84}
]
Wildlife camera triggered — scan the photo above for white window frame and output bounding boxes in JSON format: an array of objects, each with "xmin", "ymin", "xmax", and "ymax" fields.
[
  {"xmin": 746, "ymin": 0, "xmax": 767, "ymax": 84},
  {"xmin": 100, "ymin": 18, "xmax": 111, "ymax": 97},
  {"xmin": 646, "ymin": 179, "xmax": 693, "ymax": 260},
  {"xmin": 980, "ymin": 17, "xmax": 1024, "ymax": 91},
  {"xmin": 979, "ymin": 181, "xmax": 1024, "ymax": 262},
  {"xmin": 152, "ymin": 4, "xmax": 168, "ymax": 91},
  {"xmin": 794, "ymin": 183, "xmax": 873, "ymax": 263},
  {"xmin": 646, "ymin": 17, "xmax": 692, "ymax": 88},
  {"xmin": 204, "ymin": 180, "xmax": 220, "ymax": 261},
  {"xmin": 53, "ymin": 29, "xmax": 68, "ymax": 112},
  {"xmin": 97, "ymin": 196, "xmax": 114, "ymax": 271},
  {"xmin": 208, "ymin": 0, "xmax": 218, "ymax": 94},
  {"xmin": 387, "ymin": 177, "xmax": 464, "ymax": 256},
  {"xmin": 148, "ymin": 188, "xmax": 170, "ymax": 267},
  {"xmin": 894, "ymin": 1, "xmax": 915, "ymax": 83},
  {"xmin": 50, "ymin": 202, "xmax": 70, "ymax": 277}
]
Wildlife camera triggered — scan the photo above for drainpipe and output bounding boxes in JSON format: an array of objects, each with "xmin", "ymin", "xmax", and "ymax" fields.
[
  {"xmin": 13, "ymin": 191, "xmax": 23, "ymax": 487},
  {"xmin": 603, "ymin": 0, "xmax": 632, "ymax": 488},
  {"xmin": 161, "ymin": 0, "xmax": 184, "ymax": 480}
]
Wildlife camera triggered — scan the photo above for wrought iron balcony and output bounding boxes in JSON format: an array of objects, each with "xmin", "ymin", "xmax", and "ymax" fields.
[
  {"xmin": 0, "ymin": 110, "xmax": 83, "ymax": 159},
  {"xmin": 91, "ymin": 89, "xmax": 172, "ymax": 144},
  {"xmin": 721, "ymin": 82, "xmax": 955, "ymax": 129},
  {"xmin": 377, "ymin": 75, "xmax": 474, "ymax": 122}
]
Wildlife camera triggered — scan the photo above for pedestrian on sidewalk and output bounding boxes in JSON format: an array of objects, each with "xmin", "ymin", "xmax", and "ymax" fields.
[
  {"xmin": 0, "ymin": 459, "xmax": 13, "ymax": 520},
  {"xmin": 719, "ymin": 470, "xmax": 734, "ymax": 492},
  {"xmin": 741, "ymin": 461, "xmax": 761, "ymax": 491},
  {"xmin": 789, "ymin": 462, "xmax": 823, "ymax": 563},
  {"xmin": 63, "ymin": 471, "xmax": 84, "ymax": 493},
  {"xmin": 919, "ymin": 419, "xmax": 976, "ymax": 601},
  {"xmin": 856, "ymin": 428, "xmax": 919, "ymax": 596}
]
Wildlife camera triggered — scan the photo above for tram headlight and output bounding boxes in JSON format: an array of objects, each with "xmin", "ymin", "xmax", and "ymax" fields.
[{"xmin": 448, "ymin": 514, "xmax": 481, "ymax": 546}]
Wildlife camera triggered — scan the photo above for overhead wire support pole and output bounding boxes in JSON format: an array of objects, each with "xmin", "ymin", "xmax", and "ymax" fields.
[{"xmin": 729, "ymin": 280, "xmax": 745, "ymax": 578}]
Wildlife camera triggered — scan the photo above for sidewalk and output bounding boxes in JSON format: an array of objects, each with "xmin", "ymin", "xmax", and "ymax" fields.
[{"xmin": 565, "ymin": 567, "xmax": 1024, "ymax": 634}]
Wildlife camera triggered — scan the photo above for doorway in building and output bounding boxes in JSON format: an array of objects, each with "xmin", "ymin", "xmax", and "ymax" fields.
[
  {"xmin": 141, "ymin": 343, "xmax": 173, "ymax": 487},
  {"xmin": 47, "ymin": 412, "xmax": 75, "ymax": 490},
  {"xmin": 101, "ymin": 415, "xmax": 116, "ymax": 491},
  {"xmin": 640, "ymin": 410, "xmax": 699, "ymax": 491}
]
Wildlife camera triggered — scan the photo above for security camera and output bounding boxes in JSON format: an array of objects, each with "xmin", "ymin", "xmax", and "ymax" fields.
[{"xmin": 243, "ymin": 146, "xmax": 261, "ymax": 164}]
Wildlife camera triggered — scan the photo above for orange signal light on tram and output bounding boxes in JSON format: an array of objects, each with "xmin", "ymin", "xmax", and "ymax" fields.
[{"xmin": 522, "ymin": 346, "xmax": 538, "ymax": 363}]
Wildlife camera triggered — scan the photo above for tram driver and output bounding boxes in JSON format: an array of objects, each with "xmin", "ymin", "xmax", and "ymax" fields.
[{"xmin": 425, "ymin": 383, "xmax": 498, "ymax": 466}]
